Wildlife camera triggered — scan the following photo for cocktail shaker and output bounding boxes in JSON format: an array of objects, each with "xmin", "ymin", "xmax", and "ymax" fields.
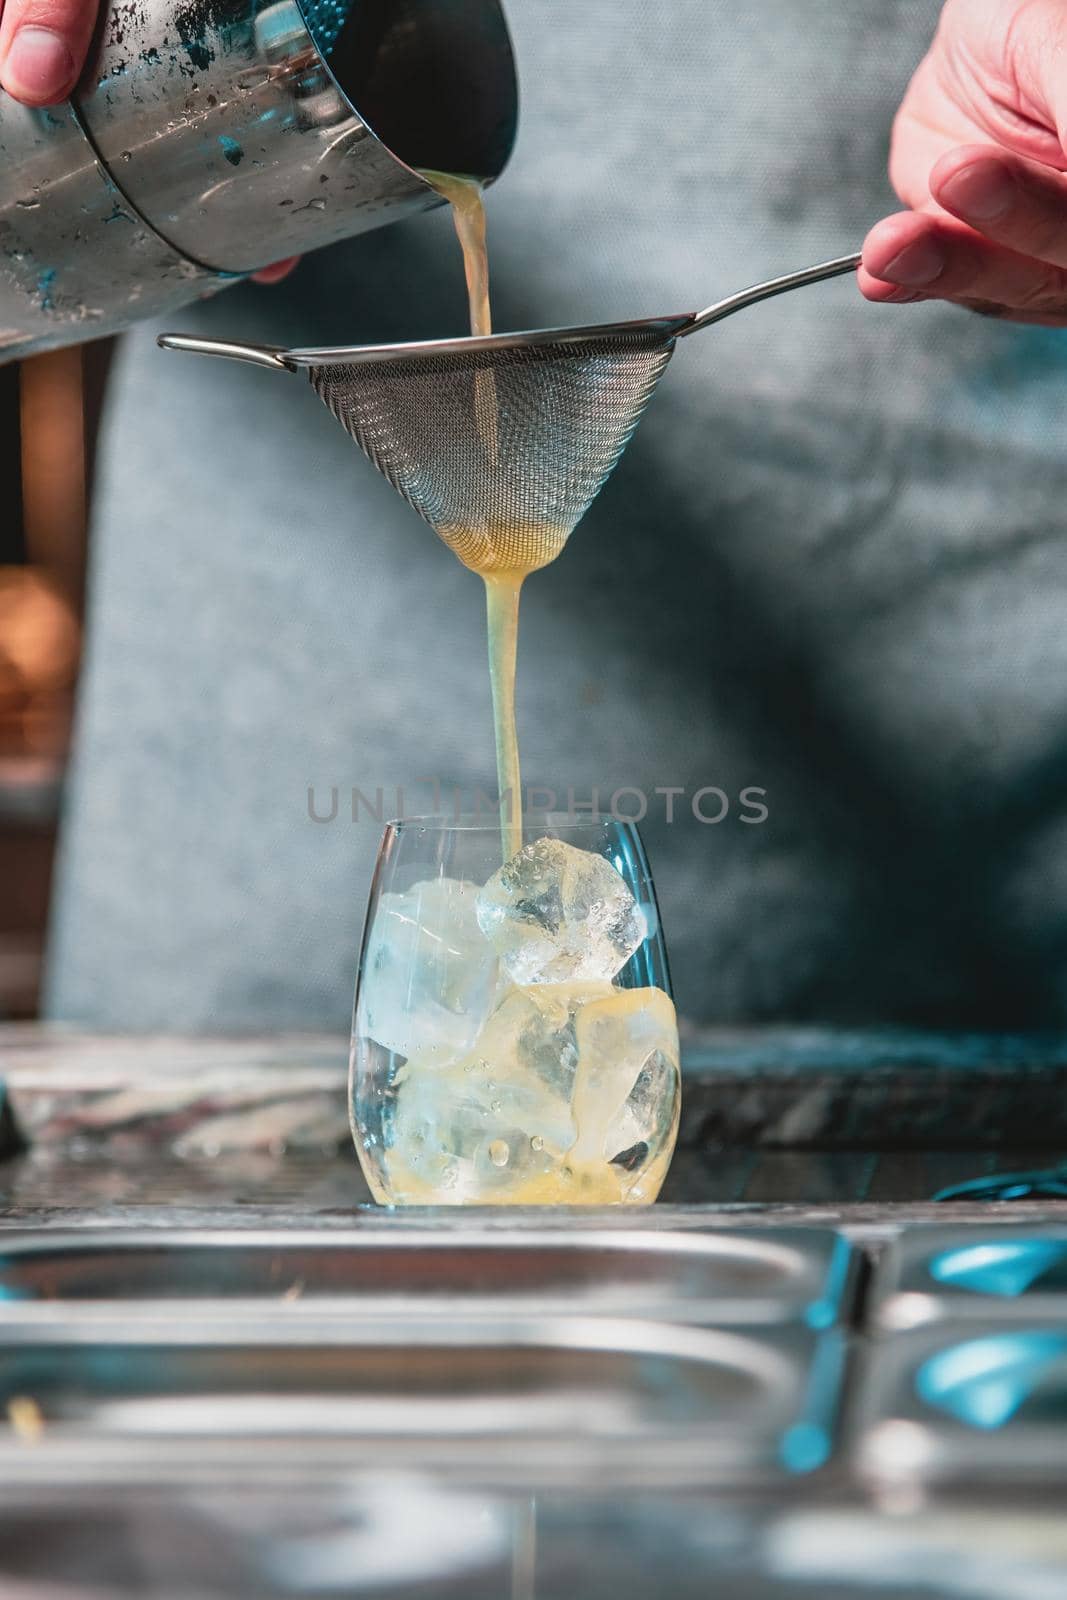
[{"xmin": 0, "ymin": 0, "xmax": 517, "ymax": 361}]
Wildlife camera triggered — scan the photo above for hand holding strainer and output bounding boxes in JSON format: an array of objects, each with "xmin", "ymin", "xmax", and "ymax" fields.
[{"xmin": 159, "ymin": 253, "xmax": 860, "ymax": 574}]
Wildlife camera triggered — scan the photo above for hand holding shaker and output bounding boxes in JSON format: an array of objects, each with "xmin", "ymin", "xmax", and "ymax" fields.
[{"xmin": 0, "ymin": 0, "xmax": 517, "ymax": 361}]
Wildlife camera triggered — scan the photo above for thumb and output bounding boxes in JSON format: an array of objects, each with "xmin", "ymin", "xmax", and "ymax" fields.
[{"xmin": 0, "ymin": 0, "xmax": 99, "ymax": 105}]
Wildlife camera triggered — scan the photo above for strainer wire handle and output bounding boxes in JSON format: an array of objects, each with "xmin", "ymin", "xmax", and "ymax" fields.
[
  {"xmin": 680, "ymin": 251, "xmax": 862, "ymax": 337},
  {"xmin": 156, "ymin": 333, "xmax": 293, "ymax": 371}
]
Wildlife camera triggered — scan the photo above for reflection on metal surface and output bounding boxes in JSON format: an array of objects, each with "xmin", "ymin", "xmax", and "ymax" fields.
[
  {"xmin": 0, "ymin": 1226, "xmax": 856, "ymax": 1329},
  {"xmin": 266, "ymin": 1472, "xmax": 511, "ymax": 1591},
  {"xmin": 917, "ymin": 1332, "xmax": 1067, "ymax": 1430},
  {"xmin": 858, "ymin": 1320, "xmax": 1067, "ymax": 1497},
  {"xmin": 872, "ymin": 1226, "xmax": 1067, "ymax": 1330},
  {"xmin": 930, "ymin": 1239, "xmax": 1067, "ymax": 1298},
  {"xmin": 0, "ymin": 1319, "xmax": 843, "ymax": 1490},
  {"xmin": 769, "ymin": 1505, "xmax": 1067, "ymax": 1600}
]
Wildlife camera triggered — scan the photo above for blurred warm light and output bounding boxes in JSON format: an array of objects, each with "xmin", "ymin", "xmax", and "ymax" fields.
[
  {"xmin": 0, "ymin": 568, "xmax": 80, "ymax": 759},
  {"xmin": 0, "ymin": 347, "xmax": 90, "ymax": 1018},
  {"xmin": 0, "ymin": 346, "xmax": 88, "ymax": 765},
  {"xmin": 20, "ymin": 347, "xmax": 87, "ymax": 606},
  {"xmin": 0, "ymin": 568, "xmax": 79, "ymax": 692}
]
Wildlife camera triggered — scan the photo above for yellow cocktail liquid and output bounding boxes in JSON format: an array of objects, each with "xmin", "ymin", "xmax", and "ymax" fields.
[{"xmin": 420, "ymin": 171, "xmax": 573, "ymax": 859}]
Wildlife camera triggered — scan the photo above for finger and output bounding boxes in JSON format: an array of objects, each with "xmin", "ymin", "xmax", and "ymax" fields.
[
  {"xmin": 856, "ymin": 264, "xmax": 925, "ymax": 304},
  {"xmin": 862, "ymin": 210, "xmax": 1067, "ymax": 315},
  {"xmin": 251, "ymin": 257, "xmax": 300, "ymax": 286},
  {"xmin": 931, "ymin": 144, "xmax": 1067, "ymax": 268},
  {"xmin": 862, "ymin": 212, "xmax": 948, "ymax": 289},
  {"xmin": 0, "ymin": 0, "xmax": 97, "ymax": 104}
]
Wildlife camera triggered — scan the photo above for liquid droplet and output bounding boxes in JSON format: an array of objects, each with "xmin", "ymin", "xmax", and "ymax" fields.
[
  {"xmin": 530, "ymin": 1135, "xmax": 544, "ymax": 1153},
  {"xmin": 488, "ymin": 1139, "xmax": 510, "ymax": 1168}
]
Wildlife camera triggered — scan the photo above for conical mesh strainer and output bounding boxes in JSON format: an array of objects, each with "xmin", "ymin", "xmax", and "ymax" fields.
[
  {"xmin": 160, "ymin": 253, "xmax": 859, "ymax": 570},
  {"xmin": 308, "ymin": 323, "xmax": 680, "ymax": 572}
]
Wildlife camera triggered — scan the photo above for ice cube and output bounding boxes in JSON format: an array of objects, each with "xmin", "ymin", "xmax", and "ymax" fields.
[
  {"xmin": 358, "ymin": 877, "xmax": 499, "ymax": 1066},
  {"xmin": 500, "ymin": 979, "xmax": 624, "ymax": 1112},
  {"xmin": 385, "ymin": 978, "xmax": 679, "ymax": 1203},
  {"xmin": 389, "ymin": 1056, "xmax": 569, "ymax": 1200},
  {"xmin": 476, "ymin": 837, "xmax": 647, "ymax": 985},
  {"xmin": 603, "ymin": 1045, "xmax": 680, "ymax": 1185},
  {"xmin": 570, "ymin": 986, "xmax": 680, "ymax": 1173},
  {"xmin": 388, "ymin": 980, "xmax": 613, "ymax": 1199}
]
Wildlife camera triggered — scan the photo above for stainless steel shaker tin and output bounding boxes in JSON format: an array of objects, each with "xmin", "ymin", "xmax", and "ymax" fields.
[
  {"xmin": 0, "ymin": 0, "xmax": 517, "ymax": 360},
  {"xmin": 0, "ymin": 99, "xmax": 228, "ymax": 357}
]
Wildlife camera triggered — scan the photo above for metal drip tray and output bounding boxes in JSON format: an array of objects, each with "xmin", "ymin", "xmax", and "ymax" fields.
[
  {"xmin": 0, "ymin": 1320, "xmax": 844, "ymax": 1489},
  {"xmin": 857, "ymin": 1319, "xmax": 1067, "ymax": 1496},
  {"xmin": 871, "ymin": 1226, "xmax": 1067, "ymax": 1330},
  {"xmin": 0, "ymin": 1227, "xmax": 854, "ymax": 1330}
]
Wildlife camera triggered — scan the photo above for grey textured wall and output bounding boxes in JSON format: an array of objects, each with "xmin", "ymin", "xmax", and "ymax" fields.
[{"xmin": 46, "ymin": 1, "xmax": 1067, "ymax": 1032}]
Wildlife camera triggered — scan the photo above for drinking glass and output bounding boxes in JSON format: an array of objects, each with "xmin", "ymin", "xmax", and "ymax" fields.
[{"xmin": 349, "ymin": 814, "xmax": 680, "ymax": 1205}]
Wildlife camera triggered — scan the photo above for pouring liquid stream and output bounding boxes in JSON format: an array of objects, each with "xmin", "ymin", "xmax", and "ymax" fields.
[
  {"xmin": 418, "ymin": 170, "xmax": 492, "ymax": 339},
  {"xmin": 419, "ymin": 171, "xmax": 567, "ymax": 861}
]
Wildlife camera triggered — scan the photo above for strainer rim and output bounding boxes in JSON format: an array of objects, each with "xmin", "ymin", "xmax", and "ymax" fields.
[{"xmin": 282, "ymin": 314, "xmax": 695, "ymax": 368}]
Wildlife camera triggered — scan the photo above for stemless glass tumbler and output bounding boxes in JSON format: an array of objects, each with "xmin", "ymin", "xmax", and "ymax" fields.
[{"xmin": 350, "ymin": 815, "xmax": 680, "ymax": 1205}]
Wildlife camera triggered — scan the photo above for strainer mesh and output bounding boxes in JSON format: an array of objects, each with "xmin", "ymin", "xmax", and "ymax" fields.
[{"xmin": 307, "ymin": 329, "xmax": 675, "ymax": 574}]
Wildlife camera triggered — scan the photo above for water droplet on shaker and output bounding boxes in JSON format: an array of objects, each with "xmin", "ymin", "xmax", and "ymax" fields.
[
  {"xmin": 488, "ymin": 1139, "xmax": 510, "ymax": 1168},
  {"xmin": 530, "ymin": 1135, "xmax": 544, "ymax": 1153}
]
